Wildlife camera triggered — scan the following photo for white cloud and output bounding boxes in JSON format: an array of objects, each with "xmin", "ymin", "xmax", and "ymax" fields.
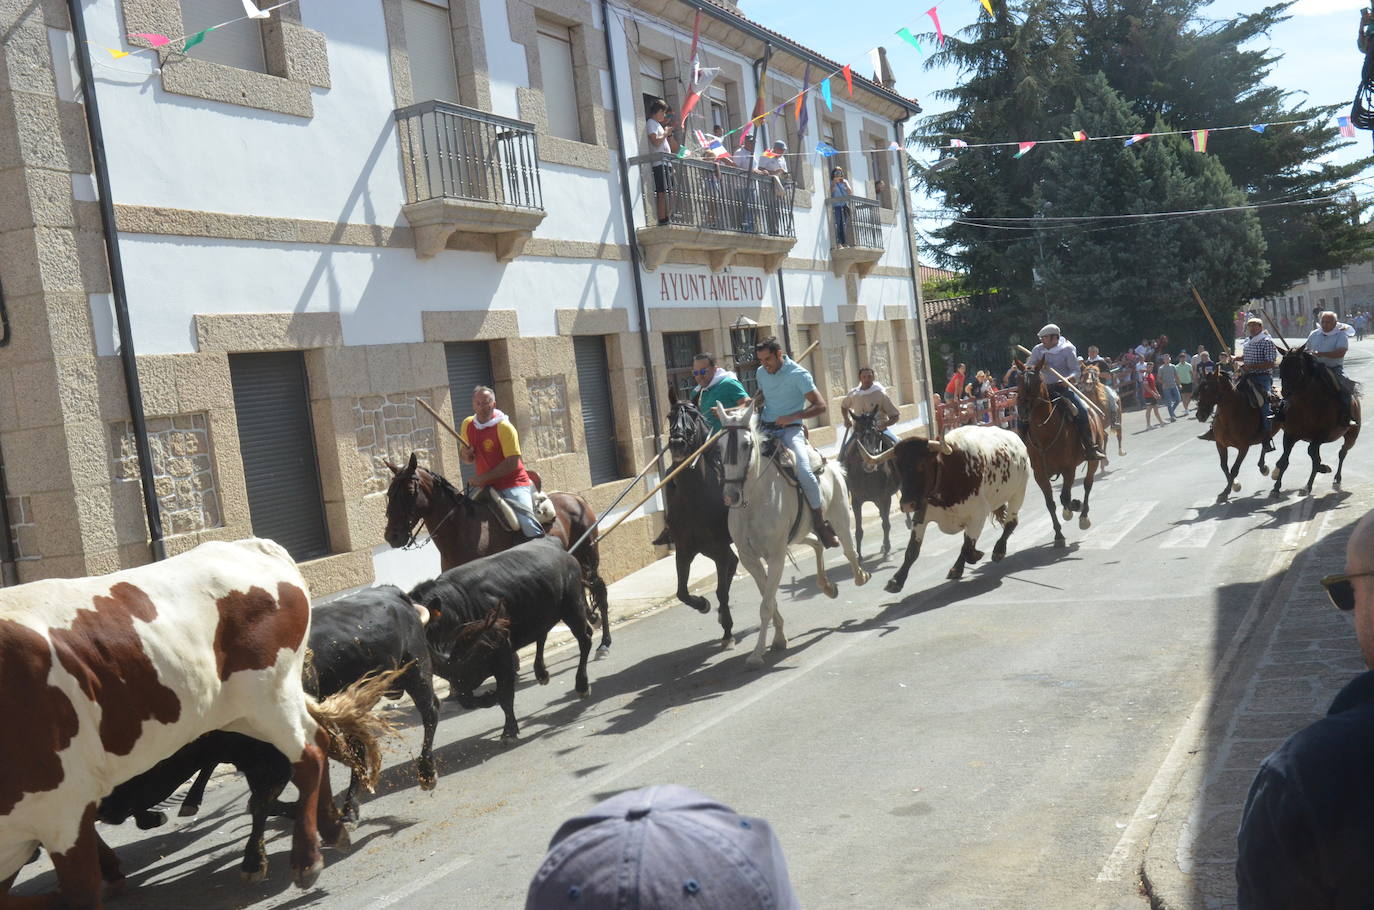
[{"xmin": 1290, "ymin": 0, "xmax": 1368, "ymax": 16}]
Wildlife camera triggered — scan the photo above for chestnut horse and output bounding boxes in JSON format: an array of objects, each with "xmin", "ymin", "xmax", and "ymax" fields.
[
  {"xmin": 1192, "ymin": 370, "xmax": 1274, "ymax": 504},
  {"xmin": 1077, "ymin": 364, "xmax": 1124, "ymax": 457},
  {"xmin": 1270, "ymin": 347, "xmax": 1361, "ymax": 496},
  {"xmin": 1017, "ymin": 367, "xmax": 1105, "ymax": 546},
  {"xmin": 383, "ymin": 452, "xmax": 612, "ymax": 654}
]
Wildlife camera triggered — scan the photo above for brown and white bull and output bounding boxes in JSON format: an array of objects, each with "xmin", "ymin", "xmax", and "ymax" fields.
[
  {"xmin": 861, "ymin": 425, "xmax": 1030, "ymax": 591},
  {"xmin": 0, "ymin": 538, "xmax": 366, "ymax": 908}
]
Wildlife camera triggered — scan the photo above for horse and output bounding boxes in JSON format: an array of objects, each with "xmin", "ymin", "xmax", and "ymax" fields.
[
  {"xmin": 1192, "ymin": 370, "xmax": 1274, "ymax": 503},
  {"xmin": 841, "ymin": 406, "xmax": 900, "ymax": 559},
  {"xmin": 1269, "ymin": 347, "xmax": 1361, "ymax": 495},
  {"xmin": 713, "ymin": 401, "xmax": 869, "ymax": 667},
  {"xmin": 383, "ymin": 452, "xmax": 613, "ymax": 654},
  {"xmin": 1017, "ymin": 366, "xmax": 1105, "ymax": 545},
  {"xmin": 1077, "ymin": 363, "xmax": 1125, "ymax": 457},
  {"xmin": 662, "ymin": 388, "xmax": 739, "ymax": 646}
]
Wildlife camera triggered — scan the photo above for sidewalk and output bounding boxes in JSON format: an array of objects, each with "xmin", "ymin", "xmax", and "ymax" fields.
[{"xmin": 1140, "ymin": 485, "xmax": 1372, "ymax": 908}]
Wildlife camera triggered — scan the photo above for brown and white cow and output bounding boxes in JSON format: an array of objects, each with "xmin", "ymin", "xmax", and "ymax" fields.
[
  {"xmin": 0, "ymin": 538, "xmax": 352, "ymax": 908},
  {"xmin": 861, "ymin": 425, "xmax": 1031, "ymax": 591}
]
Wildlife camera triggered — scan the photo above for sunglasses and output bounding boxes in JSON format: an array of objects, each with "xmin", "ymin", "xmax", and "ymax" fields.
[
  {"xmin": 692, "ymin": 368, "xmax": 711, "ymax": 376},
  {"xmin": 1320, "ymin": 572, "xmax": 1374, "ymax": 611}
]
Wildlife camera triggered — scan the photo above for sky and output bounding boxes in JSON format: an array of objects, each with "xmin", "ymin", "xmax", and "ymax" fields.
[{"xmin": 744, "ymin": 0, "xmax": 1372, "ymax": 239}]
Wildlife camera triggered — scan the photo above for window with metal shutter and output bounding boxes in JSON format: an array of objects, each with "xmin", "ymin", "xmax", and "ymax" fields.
[
  {"xmin": 403, "ymin": 0, "xmax": 459, "ymax": 103},
  {"xmin": 445, "ymin": 342, "xmax": 495, "ymax": 483},
  {"xmin": 228, "ymin": 352, "xmax": 329, "ymax": 562},
  {"xmin": 179, "ymin": 0, "xmax": 267, "ymax": 73},
  {"xmin": 574, "ymin": 336, "xmax": 621, "ymax": 485}
]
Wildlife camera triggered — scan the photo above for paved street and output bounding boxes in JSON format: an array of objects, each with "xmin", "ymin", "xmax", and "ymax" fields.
[{"xmin": 16, "ymin": 345, "xmax": 1374, "ymax": 909}]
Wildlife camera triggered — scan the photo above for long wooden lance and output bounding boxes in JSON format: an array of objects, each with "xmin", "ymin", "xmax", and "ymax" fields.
[
  {"xmin": 1014, "ymin": 344, "xmax": 1106, "ymax": 419},
  {"xmin": 1189, "ymin": 284, "xmax": 1232, "ymax": 354},
  {"xmin": 1258, "ymin": 309, "xmax": 1293, "ymax": 354},
  {"xmin": 588, "ymin": 429, "xmax": 725, "ymax": 547},
  {"xmin": 417, "ymin": 397, "xmax": 474, "ymax": 455}
]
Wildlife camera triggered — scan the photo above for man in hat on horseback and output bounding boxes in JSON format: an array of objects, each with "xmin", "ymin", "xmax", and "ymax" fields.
[
  {"xmin": 1239, "ymin": 316, "xmax": 1280, "ymax": 453},
  {"xmin": 1025, "ymin": 324, "xmax": 1107, "ymax": 461},
  {"xmin": 459, "ymin": 386, "xmax": 543, "ymax": 539},
  {"xmin": 840, "ymin": 366, "xmax": 901, "ymax": 458},
  {"xmin": 753, "ymin": 336, "xmax": 841, "ymax": 548},
  {"xmin": 1307, "ymin": 311, "xmax": 1357, "ymax": 428}
]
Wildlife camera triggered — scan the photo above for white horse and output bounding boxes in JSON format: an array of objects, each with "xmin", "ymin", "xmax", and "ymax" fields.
[{"xmin": 713, "ymin": 401, "xmax": 870, "ymax": 667}]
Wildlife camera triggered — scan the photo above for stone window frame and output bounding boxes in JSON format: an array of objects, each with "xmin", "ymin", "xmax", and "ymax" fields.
[
  {"xmin": 120, "ymin": 0, "xmax": 330, "ymax": 118},
  {"xmin": 555, "ymin": 309, "xmax": 643, "ymax": 485},
  {"xmin": 380, "ymin": 0, "xmax": 492, "ymax": 112},
  {"xmin": 623, "ymin": 24, "xmax": 748, "ymax": 158},
  {"xmin": 861, "ymin": 116, "xmax": 896, "ymax": 211}
]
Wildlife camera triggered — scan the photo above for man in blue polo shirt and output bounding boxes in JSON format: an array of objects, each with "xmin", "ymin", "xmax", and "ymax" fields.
[{"xmin": 753, "ymin": 336, "xmax": 839, "ymax": 548}]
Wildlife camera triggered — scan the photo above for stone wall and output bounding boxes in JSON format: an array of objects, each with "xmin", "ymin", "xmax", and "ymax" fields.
[
  {"xmin": 7, "ymin": 496, "xmax": 38, "ymax": 561},
  {"xmin": 353, "ymin": 392, "xmax": 438, "ymax": 495},
  {"xmin": 870, "ymin": 341, "xmax": 892, "ymax": 393},
  {"xmin": 110, "ymin": 414, "xmax": 222, "ymax": 536},
  {"xmin": 526, "ymin": 375, "xmax": 571, "ymax": 458}
]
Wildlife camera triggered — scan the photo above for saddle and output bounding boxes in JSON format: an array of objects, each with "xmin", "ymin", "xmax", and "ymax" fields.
[
  {"xmin": 761, "ymin": 435, "xmax": 827, "ymax": 488},
  {"xmin": 476, "ymin": 486, "xmax": 557, "ymax": 533}
]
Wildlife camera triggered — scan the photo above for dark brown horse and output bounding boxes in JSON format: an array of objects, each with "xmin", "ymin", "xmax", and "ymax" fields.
[
  {"xmin": 841, "ymin": 406, "xmax": 900, "ymax": 559},
  {"xmin": 1193, "ymin": 370, "xmax": 1274, "ymax": 503},
  {"xmin": 1017, "ymin": 367, "xmax": 1105, "ymax": 546},
  {"xmin": 383, "ymin": 452, "xmax": 612, "ymax": 654},
  {"xmin": 662, "ymin": 390, "xmax": 737, "ymax": 646},
  {"xmin": 1270, "ymin": 347, "xmax": 1361, "ymax": 496}
]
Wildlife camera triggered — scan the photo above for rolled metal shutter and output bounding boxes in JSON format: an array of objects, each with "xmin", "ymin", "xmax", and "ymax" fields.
[
  {"xmin": 445, "ymin": 342, "xmax": 495, "ymax": 482},
  {"xmin": 180, "ymin": 0, "xmax": 268, "ymax": 72},
  {"xmin": 574, "ymin": 336, "xmax": 620, "ymax": 485},
  {"xmin": 228, "ymin": 352, "xmax": 329, "ymax": 562}
]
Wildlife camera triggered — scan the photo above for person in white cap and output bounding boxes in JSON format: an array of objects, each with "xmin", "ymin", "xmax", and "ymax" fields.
[{"xmin": 1025, "ymin": 323, "xmax": 1107, "ymax": 461}]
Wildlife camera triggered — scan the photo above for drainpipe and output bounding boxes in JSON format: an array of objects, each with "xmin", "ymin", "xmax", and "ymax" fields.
[
  {"xmin": 0, "ymin": 279, "xmax": 18, "ymax": 585},
  {"xmin": 751, "ymin": 53, "xmax": 793, "ymax": 357},
  {"xmin": 894, "ymin": 117, "xmax": 936, "ymax": 420},
  {"xmin": 599, "ymin": 0, "xmax": 663, "ymax": 457},
  {"xmin": 67, "ymin": 0, "xmax": 167, "ymax": 561}
]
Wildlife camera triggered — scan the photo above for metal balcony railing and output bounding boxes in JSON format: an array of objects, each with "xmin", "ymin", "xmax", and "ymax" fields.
[
  {"xmin": 394, "ymin": 101, "xmax": 543, "ymax": 210},
  {"xmin": 829, "ymin": 194, "xmax": 883, "ymax": 249},
  {"xmin": 630, "ymin": 153, "xmax": 796, "ymax": 238}
]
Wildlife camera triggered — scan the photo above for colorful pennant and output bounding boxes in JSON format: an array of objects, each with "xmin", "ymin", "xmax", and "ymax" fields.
[
  {"xmin": 928, "ymin": 7, "xmax": 945, "ymax": 46},
  {"xmin": 1192, "ymin": 129, "xmax": 1208, "ymax": 152},
  {"xmin": 980, "ymin": 0, "xmax": 993, "ymax": 15},
  {"xmin": 181, "ymin": 27, "xmax": 214, "ymax": 52},
  {"xmin": 948, "ymin": 138, "xmax": 968, "ymax": 148},
  {"xmin": 896, "ymin": 27, "xmax": 922, "ymax": 55},
  {"xmin": 1123, "ymin": 133, "xmax": 1150, "ymax": 146},
  {"xmin": 763, "ymin": 147, "xmax": 782, "ymax": 159},
  {"xmin": 1339, "ymin": 116, "xmax": 1356, "ymax": 138},
  {"xmin": 1250, "ymin": 124, "xmax": 1266, "ymax": 134},
  {"xmin": 241, "ymin": 0, "xmax": 270, "ymax": 18},
  {"xmin": 820, "ymin": 78, "xmax": 832, "ymax": 111},
  {"xmin": 816, "ymin": 142, "xmax": 838, "ymax": 157},
  {"xmin": 1014, "ymin": 141, "xmax": 1035, "ymax": 158},
  {"xmin": 888, "ymin": 140, "xmax": 901, "ymax": 150},
  {"xmin": 100, "ymin": 46, "xmax": 131, "ymax": 59},
  {"xmin": 842, "ymin": 64, "xmax": 853, "ymax": 96},
  {"xmin": 1072, "ymin": 130, "xmax": 1087, "ymax": 142},
  {"xmin": 797, "ymin": 64, "xmax": 811, "ymax": 139},
  {"xmin": 128, "ymin": 32, "xmax": 171, "ymax": 47}
]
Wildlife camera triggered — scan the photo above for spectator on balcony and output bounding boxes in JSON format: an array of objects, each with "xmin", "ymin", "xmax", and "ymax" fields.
[
  {"xmin": 965, "ymin": 370, "xmax": 994, "ymax": 401},
  {"xmin": 756, "ymin": 140, "xmax": 790, "ymax": 234},
  {"xmin": 728, "ymin": 133, "xmax": 758, "ymax": 232},
  {"xmin": 830, "ymin": 167, "xmax": 853, "ymax": 246},
  {"xmin": 944, "ymin": 362, "xmax": 966, "ymax": 403},
  {"xmin": 645, "ymin": 99, "xmax": 678, "ymax": 225}
]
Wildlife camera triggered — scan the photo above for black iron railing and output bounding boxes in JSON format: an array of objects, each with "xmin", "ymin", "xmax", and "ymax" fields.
[
  {"xmin": 829, "ymin": 194, "xmax": 883, "ymax": 249},
  {"xmin": 630, "ymin": 153, "xmax": 796, "ymax": 238},
  {"xmin": 394, "ymin": 100, "xmax": 543, "ymax": 210}
]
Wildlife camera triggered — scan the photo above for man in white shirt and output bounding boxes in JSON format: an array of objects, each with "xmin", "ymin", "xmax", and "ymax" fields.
[
  {"xmin": 645, "ymin": 99, "xmax": 677, "ymax": 225},
  {"xmin": 755, "ymin": 140, "xmax": 789, "ymax": 234},
  {"xmin": 1027, "ymin": 324, "xmax": 1106, "ymax": 461},
  {"xmin": 840, "ymin": 367, "xmax": 901, "ymax": 460},
  {"xmin": 1307, "ymin": 310, "xmax": 1356, "ymax": 426}
]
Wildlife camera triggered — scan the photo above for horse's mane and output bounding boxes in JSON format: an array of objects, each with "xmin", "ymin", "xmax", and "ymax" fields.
[{"xmin": 418, "ymin": 465, "xmax": 465, "ymax": 504}]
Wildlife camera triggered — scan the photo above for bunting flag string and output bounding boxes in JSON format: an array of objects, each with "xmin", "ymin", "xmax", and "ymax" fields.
[
  {"xmin": 1123, "ymin": 133, "xmax": 1149, "ymax": 146},
  {"xmin": 1072, "ymin": 130, "xmax": 1087, "ymax": 142},
  {"xmin": 931, "ymin": 117, "xmax": 1318, "ymax": 153},
  {"xmin": 1250, "ymin": 124, "xmax": 1267, "ymax": 134},
  {"xmin": 842, "ymin": 64, "xmax": 853, "ymax": 96},
  {"xmin": 820, "ymin": 77, "xmax": 832, "ymax": 111},
  {"xmin": 980, "ymin": 0, "xmax": 993, "ymax": 14},
  {"xmin": 1339, "ymin": 116, "xmax": 1356, "ymax": 138},
  {"xmin": 928, "ymin": 7, "xmax": 945, "ymax": 46},
  {"xmin": 816, "ymin": 142, "xmax": 838, "ymax": 158},
  {"xmin": 895, "ymin": 27, "xmax": 922, "ymax": 55},
  {"xmin": 1192, "ymin": 129, "xmax": 1208, "ymax": 153},
  {"xmin": 241, "ymin": 0, "xmax": 270, "ymax": 18},
  {"xmin": 1014, "ymin": 141, "xmax": 1035, "ymax": 158},
  {"xmin": 107, "ymin": 0, "xmax": 296, "ymax": 65},
  {"xmin": 181, "ymin": 27, "xmax": 214, "ymax": 52}
]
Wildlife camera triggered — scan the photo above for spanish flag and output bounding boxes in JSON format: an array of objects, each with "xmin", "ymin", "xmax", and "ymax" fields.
[{"xmin": 1192, "ymin": 129, "xmax": 1208, "ymax": 153}]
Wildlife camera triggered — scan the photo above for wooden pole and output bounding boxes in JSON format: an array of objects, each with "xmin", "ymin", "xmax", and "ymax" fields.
[
  {"xmin": 591, "ymin": 429, "xmax": 725, "ymax": 546},
  {"xmin": 565, "ymin": 446, "xmax": 670, "ymax": 554},
  {"xmin": 417, "ymin": 397, "xmax": 474, "ymax": 453},
  {"xmin": 1189, "ymin": 284, "xmax": 1232, "ymax": 353},
  {"xmin": 1014, "ymin": 344, "xmax": 1106, "ymax": 419},
  {"xmin": 1258, "ymin": 309, "xmax": 1293, "ymax": 353}
]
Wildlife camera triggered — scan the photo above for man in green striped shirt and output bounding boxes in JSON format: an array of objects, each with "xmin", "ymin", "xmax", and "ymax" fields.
[{"xmin": 692, "ymin": 353, "xmax": 751, "ymax": 431}]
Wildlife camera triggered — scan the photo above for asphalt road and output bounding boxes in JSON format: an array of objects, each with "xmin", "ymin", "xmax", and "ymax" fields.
[{"xmin": 16, "ymin": 342, "xmax": 1373, "ymax": 909}]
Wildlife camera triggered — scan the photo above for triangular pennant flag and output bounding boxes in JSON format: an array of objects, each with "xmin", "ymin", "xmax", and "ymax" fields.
[
  {"xmin": 680, "ymin": 67, "xmax": 720, "ymax": 126},
  {"xmin": 948, "ymin": 138, "xmax": 968, "ymax": 148},
  {"xmin": 796, "ymin": 64, "xmax": 811, "ymax": 138},
  {"xmin": 980, "ymin": 0, "xmax": 993, "ymax": 15},
  {"xmin": 1250, "ymin": 124, "xmax": 1266, "ymax": 133},
  {"xmin": 1192, "ymin": 129, "xmax": 1209, "ymax": 152},
  {"xmin": 105, "ymin": 47, "xmax": 130, "ymax": 59},
  {"xmin": 1014, "ymin": 141, "xmax": 1035, "ymax": 158},
  {"xmin": 241, "ymin": 0, "xmax": 270, "ymax": 18},
  {"xmin": 842, "ymin": 65, "xmax": 853, "ymax": 95},
  {"xmin": 763, "ymin": 147, "xmax": 782, "ymax": 159},
  {"xmin": 896, "ymin": 27, "xmax": 922, "ymax": 55},
  {"xmin": 869, "ymin": 48, "xmax": 883, "ymax": 82},
  {"xmin": 928, "ymin": 7, "xmax": 945, "ymax": 46},
  {"xmin": 820, "ymin": 78, "xmax": 832, "ymax": 111},
  {"xmin": 888, "ymin": 140, "xmax": 901, "ymax": 151},
  {"xmin": 181, "ymin": 27, "xmax": 214, "ymax": 52},
  {"xmin": 1072, "ymin": 130, "xmax": 1087, "ymax": 142},
  {"xmin": 816, "ymin": 142, "xmax": 838, "ymax": 158},
  {"xmin": 129, "ymin": 32, "xmax": 171, "ymax": 47},
  {"xmin": 1339, "ymin": 116, "xmax": 1356, "ymax": 138},
  {"xmin": 1124, "ymin": 133, "xmax": 1150, "ymax": 146}
]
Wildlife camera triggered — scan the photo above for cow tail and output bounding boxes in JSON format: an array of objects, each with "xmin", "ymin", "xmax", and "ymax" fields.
[
  {"xmin": 992, "ymin": 505, "xmax": 1008, "ymax": 526},
  {"xmin": 307, "ymin": 665, "xmax": 406, "ymax": 792}
]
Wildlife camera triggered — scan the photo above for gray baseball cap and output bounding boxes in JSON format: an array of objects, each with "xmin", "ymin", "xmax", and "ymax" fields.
[{"xmin": 525, "ymin": 785, "xmax": 800, "ymax": 909}]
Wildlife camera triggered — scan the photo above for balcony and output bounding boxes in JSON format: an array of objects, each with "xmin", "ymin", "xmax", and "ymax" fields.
[
  {"xmin": 394, "ymin": 101, "xmax": 546, "ymax": 261},
  {"xmin": 828, "ymin": 194, "xmax": 885, "ymax": 278},
  {"xmin": 629, "ymin": 153, "xmax": 797, "ymax": 273}
]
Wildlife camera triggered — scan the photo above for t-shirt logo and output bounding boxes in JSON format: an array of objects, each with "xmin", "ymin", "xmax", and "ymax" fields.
[{"xmin": 483, "ymin": 438, "xmax": 496, "ymax": 452}]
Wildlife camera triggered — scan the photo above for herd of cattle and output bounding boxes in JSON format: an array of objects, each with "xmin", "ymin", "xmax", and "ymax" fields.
[{"xmin": 0, "ymin": 414, "xmax": 1037, "ymax": 908}]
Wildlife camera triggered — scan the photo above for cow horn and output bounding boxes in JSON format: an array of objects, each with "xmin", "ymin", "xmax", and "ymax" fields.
[
  {"xmin": 857, "ymin": 440, "xmax": 898, "ymax": 466},
  {"xmin": 926, "ymin": 439, "xmax": 953, "ymax": 456},
  {"xmin": 712, "ymin": 402, "xmax": 728, "ymax": 424}
]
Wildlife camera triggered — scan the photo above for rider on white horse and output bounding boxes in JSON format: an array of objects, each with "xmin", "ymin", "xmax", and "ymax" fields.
[
  {"xmin": 752, "ymin": 336, "xmax": 841, "ymax": 548},
  {"xmin": 1025, "ymin": 324, "xmax": 1107, "ymax": 462}
]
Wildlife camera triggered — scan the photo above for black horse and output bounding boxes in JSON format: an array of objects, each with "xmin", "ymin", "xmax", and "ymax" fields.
[
  {"xmin": 842, "ymin": 406, "xmax": 900, "ymax": 558},
  {"xmin": 662, "ymin": 389, "xmax": 738, "ymax": 647}
]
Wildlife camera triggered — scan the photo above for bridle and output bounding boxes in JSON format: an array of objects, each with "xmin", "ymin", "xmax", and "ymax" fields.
[
  {"xmin": 393, "ymin": 469, "xmax": 462, "ymax": 550},
  {"xmin": 718, "ymin": 422, "xmax": 759, "ymax": 509}
]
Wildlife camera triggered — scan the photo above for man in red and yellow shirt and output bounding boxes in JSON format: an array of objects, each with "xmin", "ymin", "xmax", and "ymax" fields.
[{"xmin": 459, "ymin": 386, "xmax": 542, "ymax": 538}]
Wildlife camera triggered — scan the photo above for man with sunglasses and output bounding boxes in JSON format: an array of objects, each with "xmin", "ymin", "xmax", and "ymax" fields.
[
  {"xmin": 1024, "ymin": 323, "xmax": 1107, "ymax": 461},
  {"xmin": 691, "ymin": 353, "xmax": 750, "ymax": 434},
  {"xmin": 1236, "ymin": 509, "xmax": 1374, "ymax": 906}
]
